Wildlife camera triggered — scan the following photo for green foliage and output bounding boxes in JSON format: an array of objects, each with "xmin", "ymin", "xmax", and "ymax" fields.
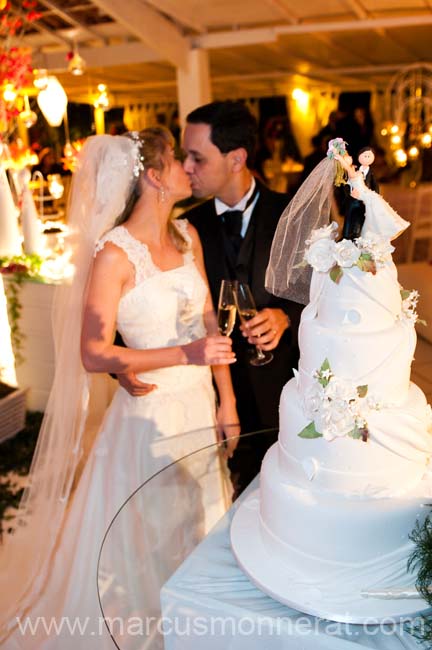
[
  {"xmin": 330, "ymin": 265, "xmax": 343, "ymax": 284},
  {"xmin": 298, "ymin": 421, "xmax": 322, "ymax": 439},
  {"xmin": 357, "ymin": 385, "xmax": 368, "ymax": 398},
  {"xmin": 408, "ymin": 516, "xmax": 432, "ymax": 605},
  {"xmin": 357, "ymin": 254, "xmax": 377, "ymax": 275},
  {"xmin": 0, "ymin": 254, "xmax": 45, "ymax": 364},
  {"xmin": 406, "ymin": 515, "xmax": 432, "ymax": 645},
  {"xmin": 400, "ymin": 289, "xmax": 413, "ymax": 301}
]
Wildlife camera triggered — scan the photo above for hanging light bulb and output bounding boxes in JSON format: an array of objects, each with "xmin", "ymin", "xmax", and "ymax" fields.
[
  {"xmin": 68, "ymin": 45, "xmax": 86, "ymax": 76},
  {"xmin": 37, "ymin": 77, "xmax": 68, "ymax": 126},
  {"xmin": 18, "ymin": 95, "xmax": 38, "ymax": 129},
  {"xmin": 390, "ymin": 134, "xmax": 401, "ymax": 146},
  {"xmin": 93, "ymin": 84, "xmax": 110, "ymax": 111},
  {"xmin": 33, "ymin": 68, "xmax": 49, "ymax": 90},
  {"xmin": 421, "ymin": 133, "xmax": 432, "ymax": 148},
  {"xmin": 394, "ymin": 149, "xmax": 408, "ymax": 166},
  {"xmin": 3, "ymin": 83, "xmax": 17, "ymax": 103},
  {"xmin": 408, "ymin": 145, "xmax": 420, "ymax": 159}
]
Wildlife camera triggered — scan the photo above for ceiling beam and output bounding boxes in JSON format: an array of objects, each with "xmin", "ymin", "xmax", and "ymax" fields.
[
  {"xmin": 263, "ymin": 0, "xmax": 298, "ymax": 24},
  {"xmin": 31, "ymin": 18, "xmax": 73, "ymax": 48},
  {"xmin": 196, "ymin": 13, "xmax": 432, "ymax": 49},
  {"xmin": 33, "ymin": 41, "xmax": 161, "ymax": 71},
  {"xmin": 37, "ymin": 0, "xmax": 108, "ymax": 44},
  {"xmin": 144, "ymin": 0, "xmax": 206, "ymax": 33},
  {"xmin": 90, "ymin": 0, "xmax": 189, "ymax": 67}
]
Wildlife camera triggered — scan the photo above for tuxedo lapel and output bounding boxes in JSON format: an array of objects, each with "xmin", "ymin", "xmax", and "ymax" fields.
[{"xmin": 194, "ymin": 202, "xmax": 229, "ymax": 307}]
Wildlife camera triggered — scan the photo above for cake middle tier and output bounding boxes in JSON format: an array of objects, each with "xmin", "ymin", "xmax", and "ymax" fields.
[
  {"xmin": 279, "ymin": 378, "xmax": 432, "ymax": 497},
  {"xmin": 298, "ymin": 315, "xmax": 416, "ymax": 405}
]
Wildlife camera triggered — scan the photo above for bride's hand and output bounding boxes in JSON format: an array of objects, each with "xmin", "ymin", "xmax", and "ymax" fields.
[
  {"xmin": 181, "ymin": 335, "xmax": 236, "ymax": 366},
  {"xmin": 216, "ymin": 402, "xmax": 240, "ymax": 459}
]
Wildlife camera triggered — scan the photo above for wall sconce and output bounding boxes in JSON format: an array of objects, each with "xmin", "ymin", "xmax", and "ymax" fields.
[{"xmin": 37, "ymin": 77, "xmax": 68, "ymax": 126}]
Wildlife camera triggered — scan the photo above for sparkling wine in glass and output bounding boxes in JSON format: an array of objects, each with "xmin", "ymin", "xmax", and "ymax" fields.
[
  {"xmin": 217, "ymin": 280, "xmax": 237, "ymax": 336},
  {"xmin": 235, "ymin": 282, "xmax": 273, "ymax": 366}
]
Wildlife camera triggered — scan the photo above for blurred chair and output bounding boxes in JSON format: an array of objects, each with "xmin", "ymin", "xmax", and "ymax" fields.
[
  {"xmin": 381, "ymin": 184, "xmax": 432, "ymax": 262},
  {"xmin": 406, "ymin": 185, "xmax": 432, "ymax": 262}
]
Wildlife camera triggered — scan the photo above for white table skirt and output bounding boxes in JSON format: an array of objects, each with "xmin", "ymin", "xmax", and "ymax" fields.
[
  {"xmin": 161, "ymin": 480, "xmax": 427, "ymax": 650},
  {"xmin": 3, "ymin": 279, "xmax": 116, "ymax": 416}
]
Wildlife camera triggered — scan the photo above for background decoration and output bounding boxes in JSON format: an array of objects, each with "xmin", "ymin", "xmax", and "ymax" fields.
[
  {"xmin": 0, "ymin": 0, "xmax": 41, "ymax": 142},
  {"xmin": 0, "ymin": 162, "xmax": 21, "ymax": 256},
  {"xmin": 19, "ymin": 168, "xmax": 42, "ymax": 255}
]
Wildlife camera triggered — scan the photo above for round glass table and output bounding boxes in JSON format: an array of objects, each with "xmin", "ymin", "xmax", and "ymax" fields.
[{"xmin": 96, "ymin": 428, "xmax": 276, "ymax": 650}]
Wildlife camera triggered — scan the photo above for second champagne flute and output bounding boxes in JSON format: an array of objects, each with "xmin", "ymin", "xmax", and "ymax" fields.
[
  {"xmin": 235, "ymin": 282, "xmax": 273, "ymax": 366},
  {"xmin": 217, "ymin": 280, "xmax": 237, "ymax": 336}
]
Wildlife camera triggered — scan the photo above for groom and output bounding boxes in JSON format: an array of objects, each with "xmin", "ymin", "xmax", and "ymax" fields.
[{"xmin": 182, "ymin": 101, "xmax": 303, "ymax": 496}]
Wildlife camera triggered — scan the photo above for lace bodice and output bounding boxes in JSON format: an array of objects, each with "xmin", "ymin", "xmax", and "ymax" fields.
[
  {"xmin": 94, "ymin": 220, "xmax": 194, "ymax": 285},
  {"xmin": 94, "ymin": 221, "xmax": 208, "ymax": 385}
]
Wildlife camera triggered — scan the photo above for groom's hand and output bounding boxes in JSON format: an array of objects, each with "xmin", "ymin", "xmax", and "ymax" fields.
[
  {"xmin": 117, "ymin": 372, "xmax": 157, "ymax": 397},
  {"xmin": 240, "ymin": 307, "xmax": 289, "ymax": 351}
]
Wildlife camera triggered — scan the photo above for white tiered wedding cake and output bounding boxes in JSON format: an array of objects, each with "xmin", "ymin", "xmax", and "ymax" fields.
[{"xmin": 231, "ymin": 157, "xmax": 432, "ymax": 623}]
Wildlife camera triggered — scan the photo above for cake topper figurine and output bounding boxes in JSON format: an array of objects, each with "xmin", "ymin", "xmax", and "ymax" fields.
[{"xmin": 341, "ymin": 146, "xmax": 379, "ymax": 241}]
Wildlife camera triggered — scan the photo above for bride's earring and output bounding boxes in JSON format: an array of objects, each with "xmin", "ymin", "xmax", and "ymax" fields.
[{"xmin": 159, "ymin": 186, "xmax": 167, "ymax": 203}]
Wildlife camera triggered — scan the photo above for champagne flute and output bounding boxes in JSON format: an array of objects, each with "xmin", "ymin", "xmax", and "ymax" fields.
[
  {"xmin": 235, "ymin": 282, "xmax": 273, "ymax": 366},
  {"xmin": 217, "ymin": 280, "xmax": 237, "ymax": 336}
]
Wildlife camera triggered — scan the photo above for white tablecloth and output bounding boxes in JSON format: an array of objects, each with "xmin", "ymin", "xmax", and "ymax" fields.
[{"xmin": 161, "ymin": 480, "xmax": 427, "ymax": 650}]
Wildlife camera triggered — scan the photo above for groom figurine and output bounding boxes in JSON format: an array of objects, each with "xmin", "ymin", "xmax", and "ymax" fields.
[
  {"xmin": 342, "ymin": 146, "xmax": 379, "ymax": 240},
  {"xmin": 182, "ymin": 100, "xmax": 303, "ymax": 497}
]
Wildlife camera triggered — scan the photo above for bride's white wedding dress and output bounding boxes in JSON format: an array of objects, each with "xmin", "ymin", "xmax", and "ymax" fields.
[
  {"xmin": 349, "ymin": 173, "xmax": 410, "ymax": 240},
  {"xmin": 6, "ymin": 220, "xmax": 227, "ymax": 649}
]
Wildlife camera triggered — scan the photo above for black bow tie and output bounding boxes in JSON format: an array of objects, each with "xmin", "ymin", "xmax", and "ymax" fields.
[
  {"xmin": 221, "ymin": 184, "xmax": 260, "ymax": 240},
  {"xmin": 223, "ymin": 210, "xmax": 243, "ymax": 238}
]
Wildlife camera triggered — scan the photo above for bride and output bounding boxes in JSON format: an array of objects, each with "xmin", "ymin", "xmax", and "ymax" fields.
[{"xmin": 0, "ymin": 128, "xmax": 239, "ymax": 648}]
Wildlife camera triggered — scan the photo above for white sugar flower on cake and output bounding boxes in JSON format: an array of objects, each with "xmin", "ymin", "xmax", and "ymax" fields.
[
  {"xmin": 304, "ymin": 238, "xmax": 337, "ymax": 272},
  {"xmin": 300, "ymin": 359, "xmax": 382, "ymax": 442},
  {"xmin": 399, "ymin": 288, "xmax": 427, "ymax": 326},
  {"xmin": 333, "ymin": 240, "xmax": 361, "ymax": 267},
  {"xmin": 304, "ymin": 224, "xmax": 395, "ymax": 284},
  {"xmin": 356, "ymin": 232, "xmax": 394, "ymax": 267},
  {"xmin": 305, "ymin": 221, "xmax": 339, "ymax": 245}
]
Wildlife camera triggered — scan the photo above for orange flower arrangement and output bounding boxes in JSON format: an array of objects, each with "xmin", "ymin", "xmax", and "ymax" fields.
[{"xmin": 0, "ymin": 1, "xmax": 41, "ymax": 140}]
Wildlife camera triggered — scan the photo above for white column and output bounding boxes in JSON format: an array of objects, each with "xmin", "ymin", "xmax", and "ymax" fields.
[{"xmin": 176, "ymin": 48, "xmax": 212, "ymax": 126}]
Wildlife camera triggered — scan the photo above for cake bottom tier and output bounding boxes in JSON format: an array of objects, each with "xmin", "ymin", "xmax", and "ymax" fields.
[{"xmin": 260, "ymin": 444, "xmax": 432, "ymax": 572}]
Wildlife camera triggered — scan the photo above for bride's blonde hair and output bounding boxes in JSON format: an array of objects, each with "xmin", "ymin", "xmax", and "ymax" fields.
[{"xmin": 116, "ymin": 126, "xmax": 188, "ymax": 252}]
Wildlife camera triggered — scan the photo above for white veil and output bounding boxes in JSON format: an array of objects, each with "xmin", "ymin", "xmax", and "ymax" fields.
[
  {"xmin": 265, "ymin": 156, "xmax": 337, "ymax": 304},
  {"xmin": 0, "ymin": 134, "xmax": 140, "ymax": 639}
]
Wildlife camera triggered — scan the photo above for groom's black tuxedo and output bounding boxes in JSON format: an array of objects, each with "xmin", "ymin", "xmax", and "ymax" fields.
[
  {"xmin": 341, "ymin": 168, "xmax": 379, "ymax": 240},
  {"xmin": 186, "ymin": 180, "xmax": 303, "ymax": 494}
]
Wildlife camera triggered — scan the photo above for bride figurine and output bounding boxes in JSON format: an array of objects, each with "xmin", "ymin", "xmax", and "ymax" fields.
[{"xmin": 331, "ymin": 144, "xmax": 410, "ymax": 242}]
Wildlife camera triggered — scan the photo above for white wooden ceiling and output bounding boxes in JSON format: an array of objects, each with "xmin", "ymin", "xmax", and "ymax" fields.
[{"xmin": 16, "ymin": 0, "xmax": 432, "ymax": 104}]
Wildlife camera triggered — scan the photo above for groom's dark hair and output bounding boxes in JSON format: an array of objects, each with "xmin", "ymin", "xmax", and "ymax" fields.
[{"xmin": 186, "ymin": 100, "xmax": 257, "ymax": 168}]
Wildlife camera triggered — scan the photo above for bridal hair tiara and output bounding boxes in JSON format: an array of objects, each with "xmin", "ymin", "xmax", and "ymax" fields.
[{"xmin": 127, "ymin": 130, "xmax": 146, "ymax": 178}]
